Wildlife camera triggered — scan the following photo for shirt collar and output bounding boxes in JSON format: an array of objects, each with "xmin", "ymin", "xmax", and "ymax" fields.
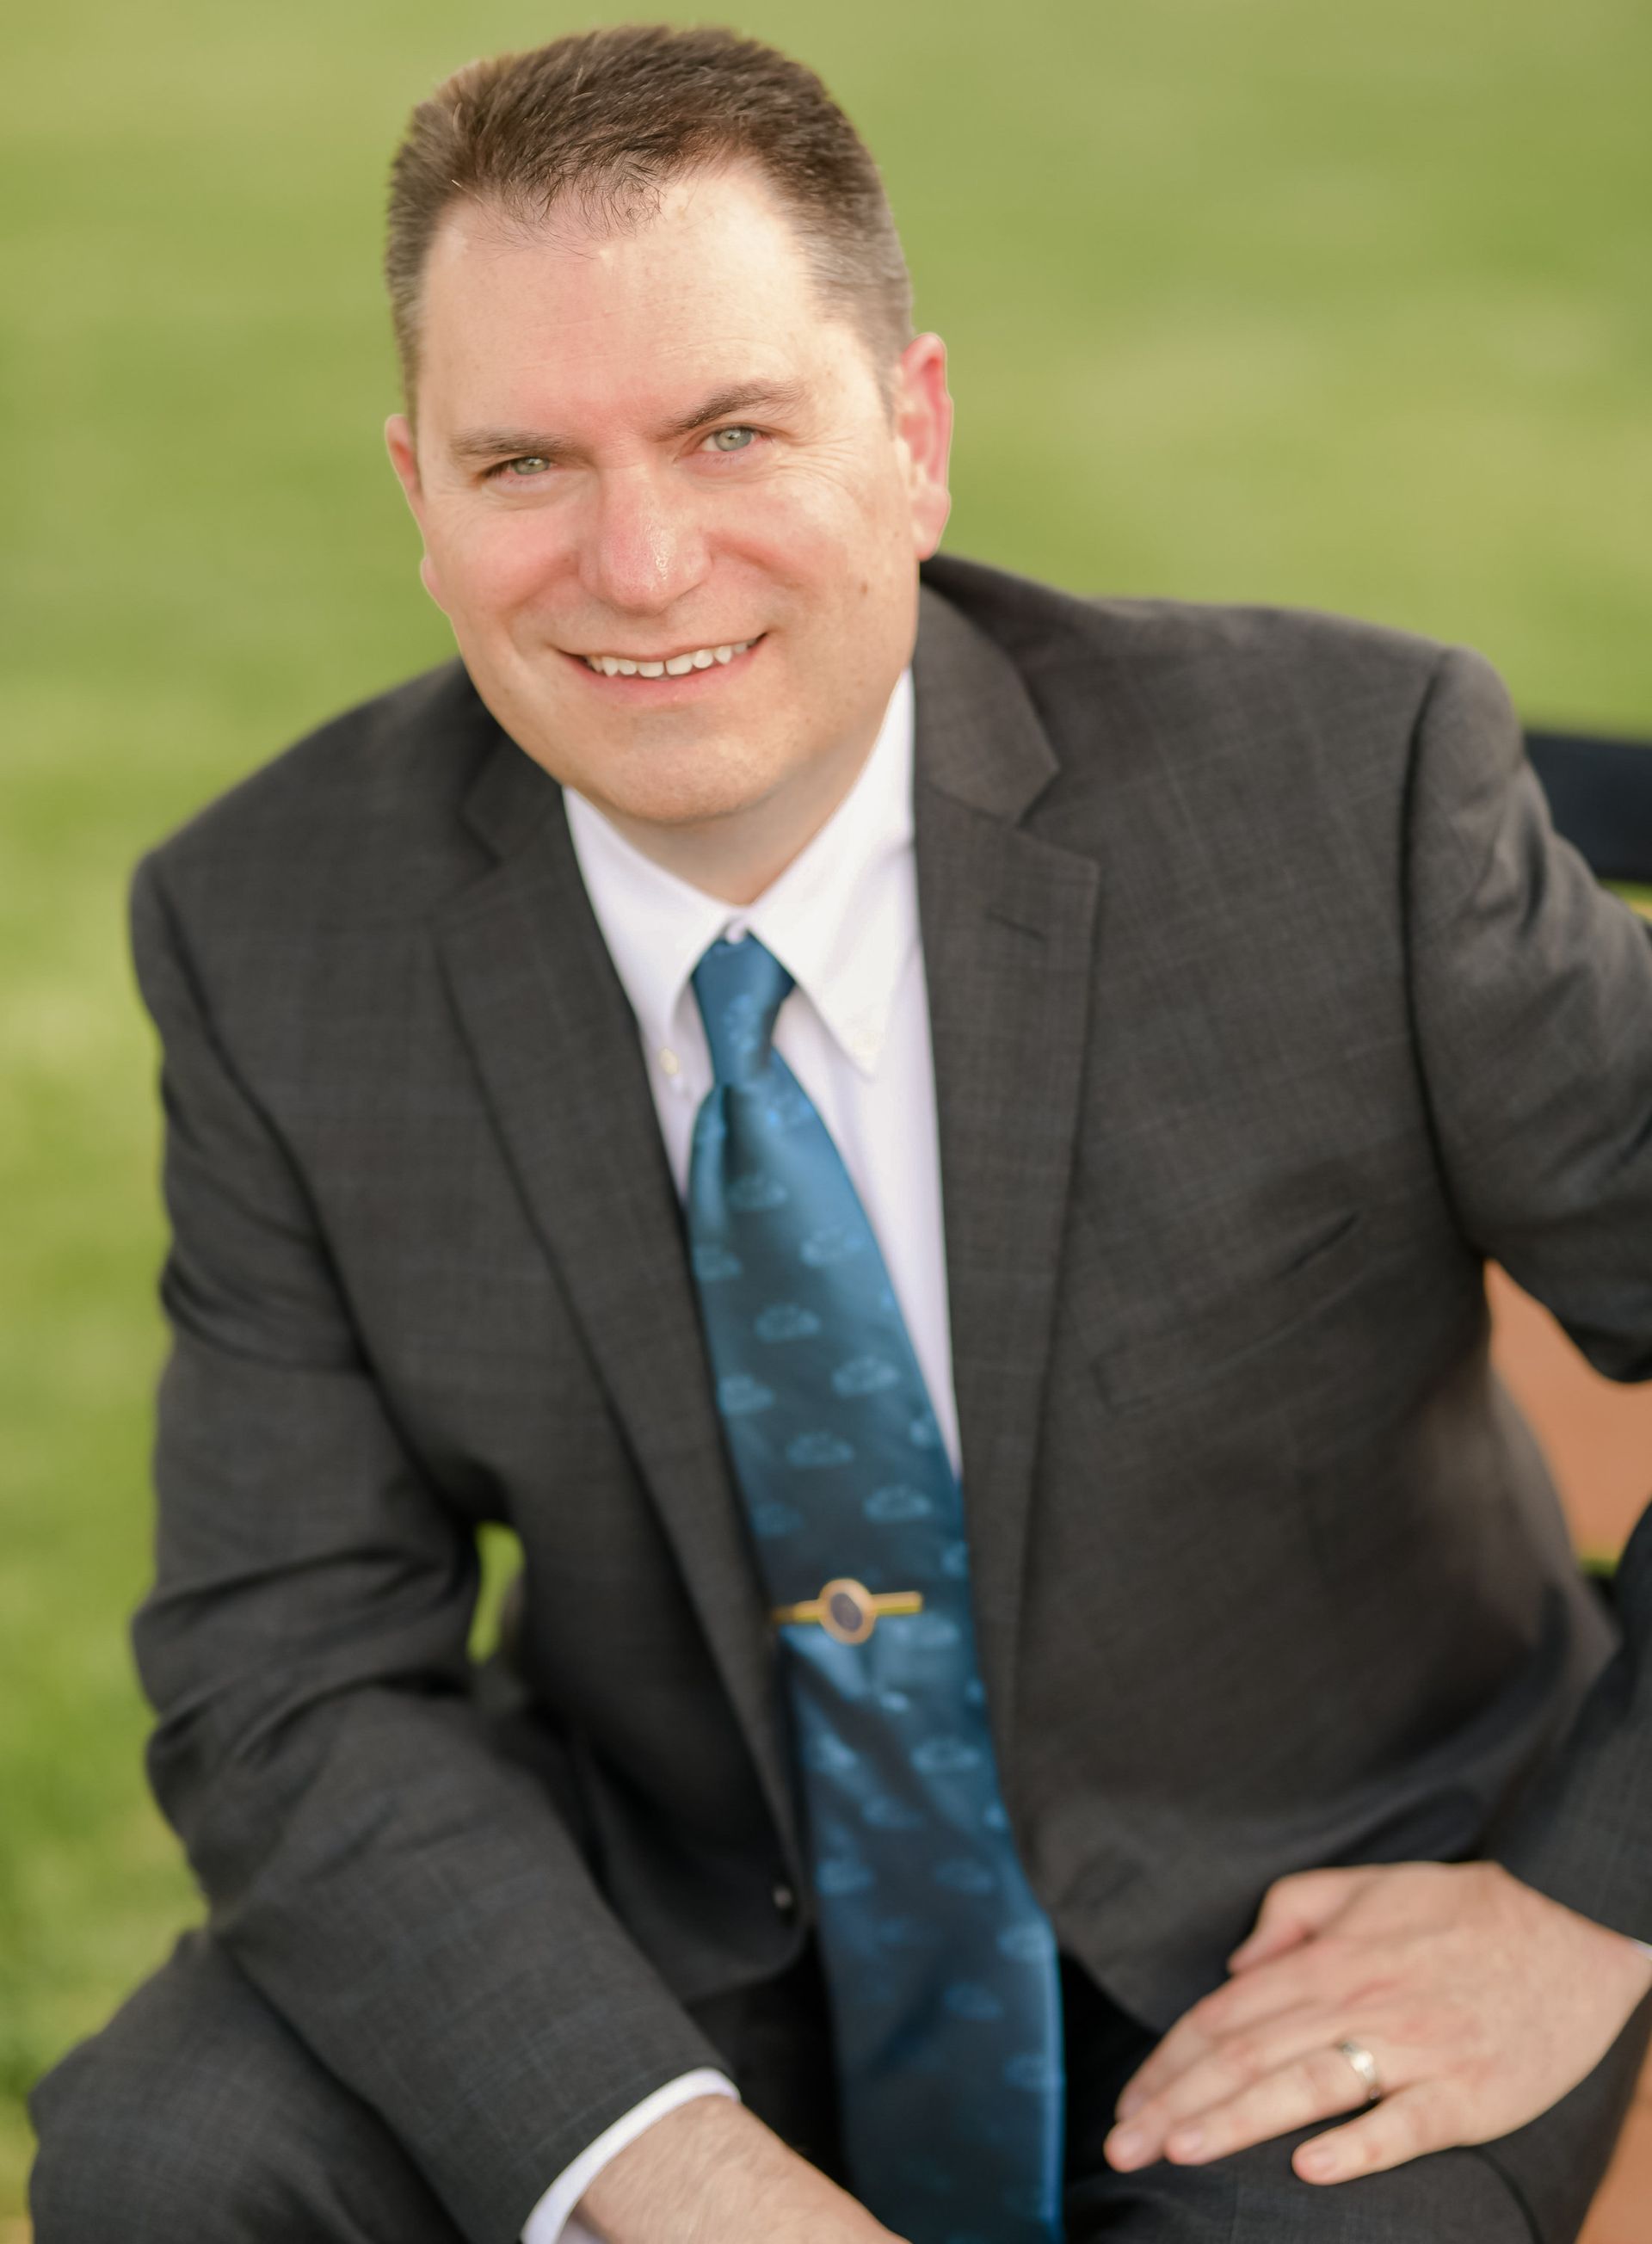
[{"xmin": 564, "ymin": 669, "xmax": 916, "ymax": 1081}]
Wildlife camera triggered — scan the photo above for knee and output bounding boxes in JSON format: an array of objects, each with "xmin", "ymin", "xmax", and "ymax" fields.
[
  {"xmin": 28, "ymin": 2024, "xmax": 211, "ymax": 2242},
  {"xmin": 28, "ymin": 1934, "xmax": 337, "ymax": 2243}
]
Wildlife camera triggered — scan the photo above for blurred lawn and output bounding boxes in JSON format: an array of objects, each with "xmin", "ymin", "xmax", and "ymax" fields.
[{"xmin": 3, "ymin": 0, "xmax": 1650, "ymax": 2213}]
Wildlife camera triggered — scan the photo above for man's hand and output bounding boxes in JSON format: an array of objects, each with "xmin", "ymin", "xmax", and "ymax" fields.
[
  {"xmin": 1103, "ymin": 1861, "xmax": 1652, "ymax": 2186},
  {"xmin": 576, "ymin": 2093, "xmax": 907, "ymax": 2243}
]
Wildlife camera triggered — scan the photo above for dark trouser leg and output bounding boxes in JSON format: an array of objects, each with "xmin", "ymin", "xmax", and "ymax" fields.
[
  {"xmin": 1060, "ymin": 1955, "xmax": 1652, "ymax": 2242},
  {"xmin": 29, "ymin": 1929, "xmax": 466, "ymax": 2244},
  {"xmin": 38, "ymin": 1926, "xmax": 1642, "ymax": 2244},
  {"xmin": 28, "ymin": 1923, "xmax": 847, "ymax": 2244}
]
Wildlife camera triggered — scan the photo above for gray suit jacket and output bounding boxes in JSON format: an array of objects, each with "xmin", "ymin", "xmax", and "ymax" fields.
[{"xmin": 129, "ymin": 553, "xmax": 1652, "ymax": 2243}]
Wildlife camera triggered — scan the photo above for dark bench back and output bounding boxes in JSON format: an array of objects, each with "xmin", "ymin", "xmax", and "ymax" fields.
[{"xmin": 1526, "ymin": 729, "xmax": 1652, "ymax": 886}]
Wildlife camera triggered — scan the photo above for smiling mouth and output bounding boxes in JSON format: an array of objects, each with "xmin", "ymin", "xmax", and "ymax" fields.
[{"xmin": 568, "ymin": 634, "xmax": 763, "ymax": 678}]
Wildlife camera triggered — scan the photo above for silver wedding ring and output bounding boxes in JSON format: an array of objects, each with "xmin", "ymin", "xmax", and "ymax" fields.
[{"xmin": 1336, "ymin": 2037, "xmax": 1383, "ymax": 2103}]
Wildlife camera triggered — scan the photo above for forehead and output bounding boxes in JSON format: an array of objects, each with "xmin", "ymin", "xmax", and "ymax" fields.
[{"xmin": 416, "ymin": 167, "xmax": 852, "ymax": 432}]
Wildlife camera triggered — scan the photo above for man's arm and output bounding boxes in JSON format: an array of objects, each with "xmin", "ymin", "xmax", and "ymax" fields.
[
  {"xmin": 1406, "ymin": 653, "xmax": 1652, "ymax": 1937},
  {"xmin": 128, "ymin": 852, "xmax": 889, "ymax": 2242},
  {"xmin": 1101, "ymin": 644, "xmax": 1652, "ymax": 2185}
]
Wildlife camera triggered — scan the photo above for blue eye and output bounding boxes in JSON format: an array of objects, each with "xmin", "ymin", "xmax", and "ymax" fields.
[{"xmin": 706, "ymin": 427, "xmax": 756, "ymax": 453}]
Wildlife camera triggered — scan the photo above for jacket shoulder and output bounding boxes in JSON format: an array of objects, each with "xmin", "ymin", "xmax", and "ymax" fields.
[
  {"xmin": 922, "ymin": 550, "xmax": 1454, "ymax": 728},
  {"xmin": 917, "ymin": 554, "xmax": 1507, "ymax": 911},
  {"xmin": 135, "ymin": 660, "xmax": 512, "ymax": 934}
]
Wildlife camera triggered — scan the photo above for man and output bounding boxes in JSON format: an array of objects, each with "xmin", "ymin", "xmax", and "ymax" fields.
[{"xmin": 28, "ymin": 23, "xmax": 1652, "ymax": 2243}]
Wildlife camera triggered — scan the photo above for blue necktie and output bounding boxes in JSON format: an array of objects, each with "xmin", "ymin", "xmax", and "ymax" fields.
[{"xmin": 687, "ymin": 932, "xmax": 1064, "ymax": 2244}]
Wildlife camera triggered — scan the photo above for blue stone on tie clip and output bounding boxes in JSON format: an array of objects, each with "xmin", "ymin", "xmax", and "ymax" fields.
[{"xmin": 771, "ymin": 1577, "xmax": 924, "ymax": 1643}]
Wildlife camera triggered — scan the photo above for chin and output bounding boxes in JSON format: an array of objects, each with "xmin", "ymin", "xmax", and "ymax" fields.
[{"xmin": 586, "ymin": 752, "xmax": 783, "ymax": 833}]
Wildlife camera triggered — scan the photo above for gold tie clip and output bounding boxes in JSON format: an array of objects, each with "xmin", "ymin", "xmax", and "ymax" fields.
[{"xmin": 770, "ymin": 1575, "xmax": 923, "ymax": 1645}]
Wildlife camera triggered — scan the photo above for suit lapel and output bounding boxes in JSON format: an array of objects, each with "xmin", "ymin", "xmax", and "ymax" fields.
[
  {"xmin": 435, "ymin": 725, "xmax": 798, "ymax": 1852},
  {"xmin": 434, "ymin": 591, "xmax": 1099, "ymax": 1824},
  {"xmin": 912, "ymin": 590, "xmax": 1100, "ymax": 1760}
]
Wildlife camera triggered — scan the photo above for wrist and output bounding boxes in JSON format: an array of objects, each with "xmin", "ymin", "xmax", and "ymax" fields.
[{"xmin": 576, "ymin": 2094, "xmax": 900, "ymax": 2243}]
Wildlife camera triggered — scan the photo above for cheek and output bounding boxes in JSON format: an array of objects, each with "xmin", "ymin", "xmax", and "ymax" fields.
[
  {"xmin": 730, "ymin": 478, "xmax": 903, "ymax": 610},
  {"xmin": 788, "ymin": 481, "xmax": 915, "ymax": 620},
  {"xmin": 436, "ymin": 508, "xmax": 573, "ymax": 626}
]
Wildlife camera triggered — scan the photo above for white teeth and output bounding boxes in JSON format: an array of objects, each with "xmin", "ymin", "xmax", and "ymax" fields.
[{"xmin": 582, "ymin": 636, "xmax": 756, "ymax": 675}]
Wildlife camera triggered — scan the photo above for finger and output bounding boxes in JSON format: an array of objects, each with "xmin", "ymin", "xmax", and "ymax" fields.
[
  {"xmin": 1115, "ymin": 1954, "xmax": 1336, "ymax": 2118},
  {"xmin": 1114, "ymin": 2037, "xmax": 1209, "ymax": 2126},
  {"xmin": 1291, "ymin": 2086, "xmax": 1448, "ymax": 2185},
  {"xmin": 1229, "ymin": 1868, "xmax": 1371, "ymax": 1971},
  {"xmin": 1156, "ymin": 2043, "xmax": 1387, "ymax": 2166},
  {"xmin": 1108, "ymin": 2008, "xmax": 1359, "ymax": 2166},
  {"xmin": 1140, "ymin": 2007, "xmax": 1353, "ymax": 2130}
]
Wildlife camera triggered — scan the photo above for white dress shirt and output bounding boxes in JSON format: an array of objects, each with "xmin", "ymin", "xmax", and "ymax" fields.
[{"xmin": 525, "ymin": 669, "xmax": 961, "ymax": 2242}]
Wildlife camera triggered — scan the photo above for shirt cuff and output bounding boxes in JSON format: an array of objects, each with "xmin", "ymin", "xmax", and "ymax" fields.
[{"xmin": 521, "ymin": 2068, "xmax": 741, "ymax": 2244}]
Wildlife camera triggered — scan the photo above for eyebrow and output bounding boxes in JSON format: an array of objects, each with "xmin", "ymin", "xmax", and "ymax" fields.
[
  {"xmin": 447, "ymin": 380, "xmax": 809, "ymax": 468},
  {"xmin": 654, "ymin": 380, "xmax": 807, "ymax": 441}
]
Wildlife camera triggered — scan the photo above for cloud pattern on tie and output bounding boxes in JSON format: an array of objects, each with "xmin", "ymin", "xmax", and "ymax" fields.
[{"xmin": 687, "ymin": 932, "xmax": 1064, "ymax": 2244}]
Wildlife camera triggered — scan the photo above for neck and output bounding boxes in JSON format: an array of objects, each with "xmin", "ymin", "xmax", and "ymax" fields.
[{"xmin": 597, "ymin": 721, "xmax": 880, "ymax": 905}]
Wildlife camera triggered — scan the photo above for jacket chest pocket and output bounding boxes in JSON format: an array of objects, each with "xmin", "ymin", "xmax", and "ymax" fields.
[{"xmin": 1088, "ymin": 1208, "xmax": 1369, "ymax": 1414}]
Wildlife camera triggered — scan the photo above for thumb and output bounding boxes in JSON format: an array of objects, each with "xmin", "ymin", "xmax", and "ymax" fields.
[{"xmin": 1229, "ymin": 1867, "xmax": 1365, "ymax": 1971}]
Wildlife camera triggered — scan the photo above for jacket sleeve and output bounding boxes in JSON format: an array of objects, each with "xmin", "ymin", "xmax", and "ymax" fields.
[
  {"xmin": 127, "ymin": 851, "xmax": 725, "ymax": 2244},
  {"xmin": 1401, "ymin": 645, "xmax": 1652, "ymax": 1939}
]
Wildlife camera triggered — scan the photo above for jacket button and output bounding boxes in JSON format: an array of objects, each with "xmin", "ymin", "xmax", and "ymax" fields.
[{"xmin": 771, "ymin": 1879, "xmax": 797, "ymax": 1918}]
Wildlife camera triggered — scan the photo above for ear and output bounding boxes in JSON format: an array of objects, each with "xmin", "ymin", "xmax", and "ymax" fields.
[
  {"xmin": 891, "ymin": 333, "xmax": 953, "ymax": 560},
  {"xmin": 385, "ymin": 412, "xmax": 422, "ymax": 508},
  {"xmin": 385, "ymin": 414, "xmax": 447, "ymax": 611}
]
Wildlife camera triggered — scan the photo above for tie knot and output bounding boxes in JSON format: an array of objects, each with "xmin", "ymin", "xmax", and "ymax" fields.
[{"xmin": 692, "ymin": 932, "xmax": 795, "ymax": 1087}]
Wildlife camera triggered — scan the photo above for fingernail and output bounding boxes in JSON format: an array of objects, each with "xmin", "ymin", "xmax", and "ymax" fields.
[
  {"xmin": 1115, "ymin": 2089, "xmax": 1143, "ymax": 2119},
  {"xmin": 1108, "ymin": 2128, "xmax": 1144, "ymax": 2167},
  {"xmin": 1298, "ymin": 2146, "xmax": 1336, "ymax": 2180},
  {"xmin": 1168, "ymin": 2127, "xmax": 1205, "ymax": 2160}
]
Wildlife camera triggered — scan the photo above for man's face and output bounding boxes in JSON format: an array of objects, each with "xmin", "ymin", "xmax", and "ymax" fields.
[{"xmin": 386, "ymin": 167, "xmax": 952, "ymax": 846}]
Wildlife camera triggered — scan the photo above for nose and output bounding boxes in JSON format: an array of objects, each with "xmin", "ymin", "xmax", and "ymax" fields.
[{"xmin": 576, "ymin": 462, "xmax": 710, "ymax": 615}]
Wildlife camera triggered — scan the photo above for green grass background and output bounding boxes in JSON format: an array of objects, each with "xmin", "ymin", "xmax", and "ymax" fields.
[{"xmin": 3, "ymin": 0, "xmax": 1649, "ymax": 2215}]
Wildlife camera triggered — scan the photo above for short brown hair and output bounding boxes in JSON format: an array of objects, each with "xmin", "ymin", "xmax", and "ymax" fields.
[{"xmin": 385, "ymin": 25, "xmax": 913, "ymax": 411}]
